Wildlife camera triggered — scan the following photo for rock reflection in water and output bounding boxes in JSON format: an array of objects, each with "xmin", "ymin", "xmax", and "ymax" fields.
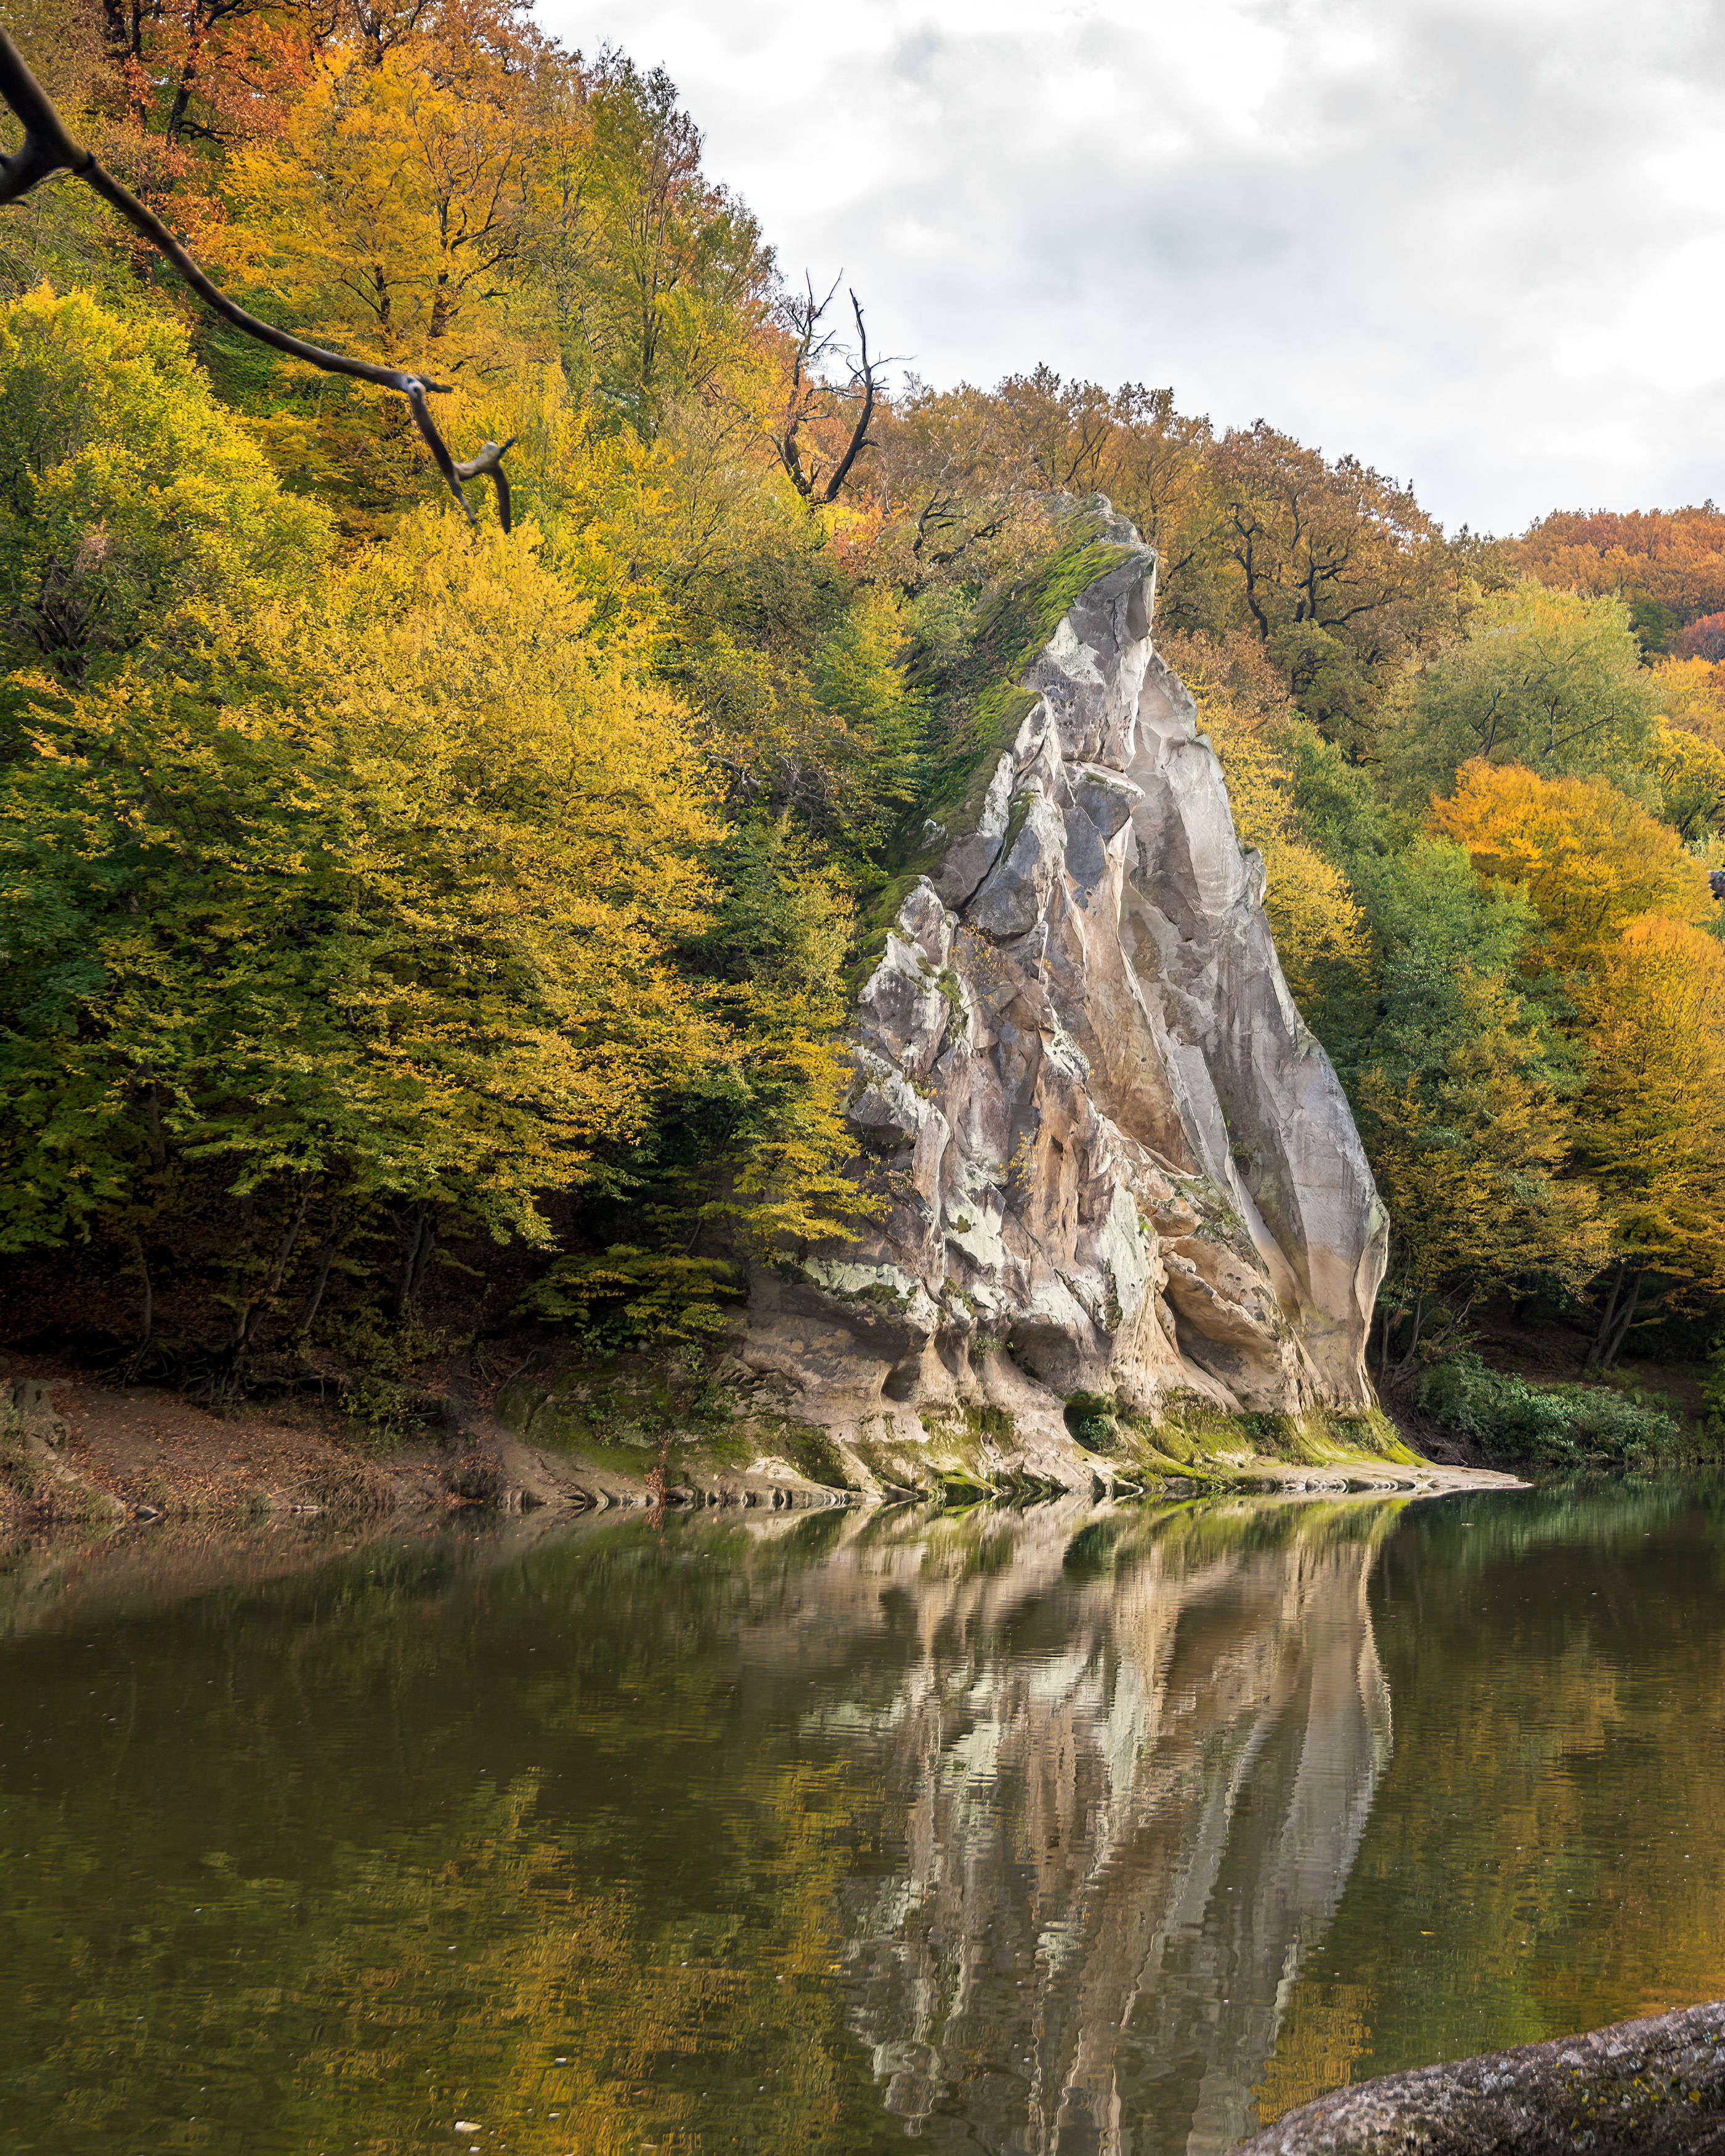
[
  {"xmin": 829, "ymin": 1499, "xmax": 1397, "ymax": 2154},
  {"xmin": 0, "ymin": 1491, "xmax": 1403, "ymax": 2156}
]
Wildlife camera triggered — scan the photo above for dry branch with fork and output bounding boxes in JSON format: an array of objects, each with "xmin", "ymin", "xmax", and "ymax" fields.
[{"xmin": 0, "ymin": 27, "xmax": 515, "ymax": 532}]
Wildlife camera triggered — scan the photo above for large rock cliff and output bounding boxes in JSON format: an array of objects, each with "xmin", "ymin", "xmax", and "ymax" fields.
[{"xmin": 742, "ymin": 523, "xmax": 1388, "ymax": 1469}]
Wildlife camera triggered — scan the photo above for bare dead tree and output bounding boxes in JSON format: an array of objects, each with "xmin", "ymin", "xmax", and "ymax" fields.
[
  {"xmin": 0, "ymin": 27, "xmax": 514, "ymax": 529},
  {"xmin": 909, "ymin": 491, "xmax": 1004, "ymax": 580},
  {"xmin": 344, "ymin": 0, "xmax": 434, "ymax": 68},
  {"xmin": 774, "ymin": 274, "xmax": 896, "ymax": 507}
]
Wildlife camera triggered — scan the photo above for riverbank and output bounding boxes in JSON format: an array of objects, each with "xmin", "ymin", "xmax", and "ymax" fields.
[{"xmin": 0, "ymin": 1352, "xmax": 1522, "ymax": 1532}]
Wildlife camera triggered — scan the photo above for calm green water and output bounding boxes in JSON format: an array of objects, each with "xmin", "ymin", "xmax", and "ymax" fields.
[{"xmin": 1, "ymin": 1482, "xmax": 1723, "ymax": 2155}]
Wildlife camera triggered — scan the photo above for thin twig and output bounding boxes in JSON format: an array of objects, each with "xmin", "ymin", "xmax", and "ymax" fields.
[{"xmin": 0, "ymin": 28, "xmax": 514, "ymax": 529}]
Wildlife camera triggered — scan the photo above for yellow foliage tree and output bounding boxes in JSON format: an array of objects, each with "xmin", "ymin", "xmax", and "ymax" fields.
[
  {"xmin": 1, "ymin": 510, "xmax": 722, "ymax": 1276},
  {"xmin": 1572, "ymin": 915, "xmax": 1725, "ymax": 1363},
  {"xmin": 1358, "ymin": 967, "xmax": 1608, "ymax": 1371},
  {"xmin": 1654, "ymin": 654, "xmax": 1725, "ymax": 749},
  {"xmin": 0, "ymin": 285, "xmax": 330, "ymax": 681},
  {"xmin": 1162, "ymin": 629, "xmax": 1366, "ymax": 1009},
  {"xmin": 1429, "ymin": 758, "xmax": 1715, "ymax": 968},
  {"xmin": 286, "ymin": 516, "xmax": 724, "ymax": 1176},
  {"xmin": 214, "ymin": 29, "xmax": 575, "ymax": 522},
  {"xmin": 1646, "ymin": 719, "xmax": 1725, "ymax": 841},
  {"xmin": 219, "ymin": 38, "xmax": 564, "ymax": 367}
]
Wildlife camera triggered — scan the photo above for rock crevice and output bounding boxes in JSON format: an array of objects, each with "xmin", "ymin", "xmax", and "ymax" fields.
[{"xmin": 744, "ymin": 530, "xmax": 1388, "ymax": 1462}]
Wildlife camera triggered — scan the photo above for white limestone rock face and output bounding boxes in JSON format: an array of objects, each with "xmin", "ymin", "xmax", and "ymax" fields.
[{"xmin": 742, "ymin": 535, "xmax": 1387, "ymax": 1463}]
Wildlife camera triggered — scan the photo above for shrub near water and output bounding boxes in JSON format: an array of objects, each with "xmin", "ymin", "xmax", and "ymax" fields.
[{"xmin": 1417, "ymin": 1352, "xmax": 1692, "ymax": 1468}]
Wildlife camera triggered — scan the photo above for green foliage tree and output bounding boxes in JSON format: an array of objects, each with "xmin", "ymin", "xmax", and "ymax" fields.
[
  {"xmin": 539, "ymin": 52, "xmax": 771, "ymax": 431},
  {"xmin": 0, "ymin": 286, "xmax": 329, "ymax": 682},
  {"xmin": 1389, "ymin": 582, "xmax": 1660, "ymax": 801},
  {"xmin": 602, "ymin": 811, "xmax": 866, "ymax": 1250},
  {"xmin": 0, "ymin": 511, "xmax": 723, "ymax": 1366},
  {"xmin": 1332, "ymin": 840, "xmax": 1607, "ymax": 1370}
]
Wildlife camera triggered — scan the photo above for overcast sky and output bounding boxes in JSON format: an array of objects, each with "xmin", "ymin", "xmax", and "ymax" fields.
[{"xmin": 538, "ymin": 0, "xmax": 1725, "ymax": 535}]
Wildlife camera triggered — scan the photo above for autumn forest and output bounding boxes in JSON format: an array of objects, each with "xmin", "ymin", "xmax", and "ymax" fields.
[{"xmin": 4, "ymin": 0, "xmax": 1725, "ymax": 1465}]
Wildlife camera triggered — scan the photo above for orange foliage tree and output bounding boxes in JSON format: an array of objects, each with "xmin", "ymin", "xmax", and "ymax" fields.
[
  {"xmin": 1429, "ymin": 759, "xmax": 1715, "ymax": 969},
  {"xmin": 1511, "ymin": 505, "xmax": 1725, "ymax": 640},
  {"xmin": 1433, "ymin": 760, "xmax": 1725, "ymax": 1361}
]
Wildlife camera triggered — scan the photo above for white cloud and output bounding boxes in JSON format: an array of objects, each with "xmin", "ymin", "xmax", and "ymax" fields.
[{"xmin": 538, "ymin": 0, "xmax": 1725, "ymax": 532}]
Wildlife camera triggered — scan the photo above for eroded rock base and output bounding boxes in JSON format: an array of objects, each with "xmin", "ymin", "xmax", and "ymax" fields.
[
  {"xmin": 495, "ymin": 1357, "xmax": 1516, "ymax": 1506},
  {"xmin": 2, "ymin": 1357, "xmax": 1518, "ymax": 1535}
]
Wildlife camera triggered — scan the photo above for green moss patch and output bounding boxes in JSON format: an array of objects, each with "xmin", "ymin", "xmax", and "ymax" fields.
[
  {"xmin": 765, "ymin": 1420, "xmax": 853, "ymax": 1490},
  {"xmin": 1056, "ymin": 1388, "xmax": 1421, "ymax": 1488},
  {"xmin": 848, "ymin": 518, "xmax": 1143, "ymax": 985}
]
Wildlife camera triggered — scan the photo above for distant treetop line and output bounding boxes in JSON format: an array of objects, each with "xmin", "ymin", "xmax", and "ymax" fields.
[{"xmin": 1, "ymin": 0, "xmax": 1723, "ymax": 1433}]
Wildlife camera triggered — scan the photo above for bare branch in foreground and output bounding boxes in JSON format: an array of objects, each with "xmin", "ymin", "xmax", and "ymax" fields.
[{"xmin": 0, "ymin": 28, "xmax": 514, "ymax": 530}]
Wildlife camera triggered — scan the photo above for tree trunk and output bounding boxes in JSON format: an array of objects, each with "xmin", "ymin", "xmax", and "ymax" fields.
[
  {"xmin": 1376, "ymin": 1295, "xmax": 1398, "ymax": 1380},
  {"xmin": 140, "ymin": 1083, "xmax": 168, "ymax": 1172},
  {"xmin": 394, "ymin": 1202, "xmax": 435, "ymax": 1319},
  {"xmin": 164, "ymin": 17, "xmax": 205, "ymax": 145},
  {"xmin": 1388, "ymin": 1290, "xmax": 1425, "ymax": 1383},
  {"xmin": 1586, "ymin": 1260, "xmax": 1626, "ymax": 1372},
  {"xmin": 1601, "ymin": 1271, "xmax": 1646, "ymax": 1371},
  {"xmin": 229, "ymin": 1182, "xmax": 314, "ymax": 1363},
  {"xmin": 130, "ymin": 1231, "xmax": 152, "ymax": 1350},
  {"xmin": 295, "ymin": 1230, "xmax": 340, "ymax": 1340}
]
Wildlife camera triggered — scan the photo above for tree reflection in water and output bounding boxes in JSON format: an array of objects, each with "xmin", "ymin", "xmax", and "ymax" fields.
[{"xmin": 0, "ymin": 1481, "xmax": 1719, "ymax": 2156}]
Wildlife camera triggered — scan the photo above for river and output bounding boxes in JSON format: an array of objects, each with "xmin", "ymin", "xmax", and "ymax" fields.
[{"xmin": 1, "ymin": 1480, "xmax": 1722, "ymax": 2154}]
